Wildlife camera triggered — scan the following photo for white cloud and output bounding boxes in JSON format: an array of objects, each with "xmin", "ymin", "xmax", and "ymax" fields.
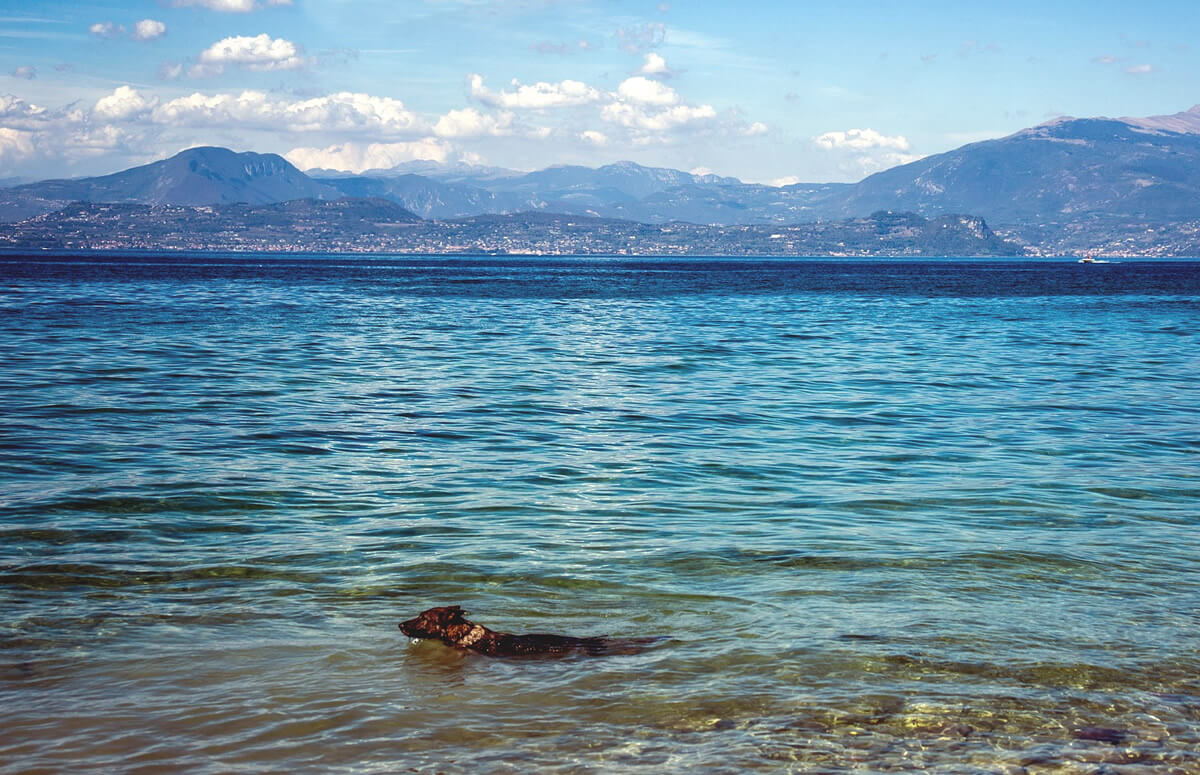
[
  {"xmin": 469, "ymin": 73, "xmax": 603, "ymax": 109},
  {"xmin": 1125, "ymin": 63, "xmax": 1154, "ymax": 74},
  {"xmin": 814, "ymin": 128, "xmax": 911, "ymax": 151},
  {"xmin": 580, "ymin": 130, "xmax": 608, "ymax": 145},
  {"xmin": 10, "ymin": 66, "xmax": 36, "ymax": 80},
  {"xmin": 0, "ymin": 95, "xmax": 50, "ymax": 128},
  {"xmin": 93, "ymin": 86, "xmax": 158, "ymax": 121},
  {"xmin": 284, "ymin": 139, "xmax": 451, "ymax": 173},
  {"xmin": 190, "ymin": 34, "xmax": 308, "ymax": 77},
  {"xmin": 616, "ymin": 76, "xmax": 679, "ymax": 106},
  {"xmin": 171, "ymin": 0, "xmax": 290, "ymax": 11},
  {"xmin": 638, "ymin": 52, "xmax": 671, "ymax": 76},
  {"xmin": 814, "ymin": 128, "xmax": 919, "ymax": 177},
  {"xmin": 131, "ymin": 19, "xmax": 167, "ymax": 41},
  {"xmin": 0, "ymin": 127, "xmax": 35, "ymax": 164},
  {"xmin": 743, "ymin": 121, "xmax": 768, "ymax": 136},
  {"xmin": 433, "ymin": 107, "xmax": 513, "ymax": 138},
  {"xmin": 153, "ymin": 90, "xmax": 425, "ymax": 135},
  {"xmin": 89, "ymin": 21, "xmax": 124, "ymax": 38},
  {"xmin": 769, "ymin": 175, "xmax": 801, "ymax": 186},
  {"xmin": 601, "ymin": 101, "xmax": 716, "ymax": 132}
]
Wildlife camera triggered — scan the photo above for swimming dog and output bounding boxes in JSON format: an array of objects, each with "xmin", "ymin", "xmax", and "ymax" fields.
[{"xmin": 398, "ymin": 605, "xmax": 661, "ymax": 657}]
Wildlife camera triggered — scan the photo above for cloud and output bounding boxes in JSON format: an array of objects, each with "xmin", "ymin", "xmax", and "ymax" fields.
[
  {"xmin": 93, "ymin": 86, "xmax": 158, "ymax": 121},
  {"xmin": 468, "ymin": 73, "xmax": 604, "ymax": 109},
  {"xmin": 152, "ymin": 90, "xmax": 425, "ymax": 135},
  {"xmin": 284, "ymin": 139, "xmax": 451, "ymax": 173},
  {"xmin": 89, "ymin": 21, "xmax": 125, "ymax": 39},
  {"xmin": 171, "ymin": 0, "xmax": 292, "ymax": 11},
  {"xmin": 433, "ymin": 107, "xmax": 513, "ymax": 138},
  {"xmin": 0, "ymin": 95, "xmax": 50, "ymax": 128},
  {"xmin": 0, "ymin": 127, "xmax": 36, "ymax": 164},
  {"xmin": 1093, "ymin": 54, "xmax": 1123, "ymax": 65},
  {"xmin": 814, "ymin": 128, "xmax": 919, "ymax": 176},
  {"xmin": 616, "ymin": 76, "xmax": 679, "ymax": 106},
  {"xmin": 601, "ymin": 101, "xmax": 716, "ymax": 132},
  {"xmin": 616, "ymin": 22, "xmax": 665, "ymax": 54},
  {"xmin": 770, "ymin": 175, "xmax": 801, "ymax": 186},
  {"xmin": 1125, "ymin": 63, "xmax": 1155, "ymax": 74},
  {"xmin": 131, "ymin": 19, "xmax": 167, "ymax": 41},
  {"xmin": 814, "ymin": 128, "xmax": 910, "ymax": 151},
  {"xmin": 637, "ymin": 52, "xmax": 672, "ymax": 76},
  {"xmin": 580, "ymin": 130, "xmax": 608, "ymax": 145},
  {"xmin": 190, "ymin": 34, "xmax": 308, "ymax": 76},
  {"xmin": 10, "ymin": 66, "xmax": 36, "ymax": 80}
]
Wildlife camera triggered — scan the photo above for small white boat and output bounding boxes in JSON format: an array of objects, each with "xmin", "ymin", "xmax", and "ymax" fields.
[{"xmin": 1078, "ymin": 253, "xmax": 1096, "ymax": 263}]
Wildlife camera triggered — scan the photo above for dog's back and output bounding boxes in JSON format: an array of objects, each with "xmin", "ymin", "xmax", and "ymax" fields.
[{"xmin": 398, "ymin": 606, "xmax": 662, "ymax": 657}]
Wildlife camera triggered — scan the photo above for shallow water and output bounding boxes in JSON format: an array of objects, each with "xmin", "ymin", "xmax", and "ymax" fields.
[{"xmin": 1, "ymin": 255, "xmax": 1198, "ymax": 773}]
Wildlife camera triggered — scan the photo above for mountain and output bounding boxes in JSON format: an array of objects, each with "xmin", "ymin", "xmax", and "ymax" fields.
[
  {"xmin": 2, "ymin": 203, "xmax": 1019, "ymax": 256},
  {"xmin": 839, "ymin": 113, "xmax": 1200, "ymax": 225},
  {"xmin": 320, "ymin": 174, "xmax": 538, "ymax": 219},
  {"xmin": 0, "ymin": 147, "xmax": 339, "ymax": 222},
  {"xmin": 6, "ymin": 103, "xmax": 1200, "ymax": 254},
  {"xmin": 481, "ymin": 160, "xmax": 740, "ymax": 199}
]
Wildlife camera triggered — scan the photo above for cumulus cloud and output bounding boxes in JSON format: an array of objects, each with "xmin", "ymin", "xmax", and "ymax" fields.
[
  {"xmin": 743, "ymin": 121, "xmax": 768, "ymax": 136},
  {"xmin": 433, "ymin": 107, "xmax": 513, "ymax": 138},
  {"xmin": 171, "ymin": 0, "xmax": 292, "ymax": 11},
  {"xmin": 616, "ymin": 76, "xmax": 679, "ymax": 106},
  {"xmin": 580, "ymin": 130, "xmax": 608, "ymax": 145},
  {"xmin": 11, "ymin": 66, "xmax": 36, "ymax": 80},
  {"xmin": 1125, "ymin": 63, "xmax": 1155, "ymax": 74},
  {"xmin": 284, "ymin": 139, "xmax": 451, "ymax": 173},
  {"xmin": 814, "ymin": 128, "xmax": 911, "ymax": 151},
  {"xmin": 152, "ymin": 90, "xmax": 424, "ymax": 135},
  {"xmin": 89, "ymin": 21, "xmax": 125, "ymax": 38},
  {"xmin": 638, "ymin": 52, "xmax": 672, "ymax": 76},
  {"xmin": 132, "ymin": 19, "xmax": 167, "ymax": 41},
  {"xmin": 601, "ymin": 101, "xmax": 716, "ymax": 132},
  {"xmin": 190, "ymin": 34, "xmax": 308, "ymax": 77},
  {"xmin": 814, "ymin": 128, "xmax": 920, "ymax": 175},
  {"xmin": 0, "ymin": 95, "xmax": 50, "ymax": 128},
  {"xmin": 0, "ymin": 127, "xmax": 36, "ymax": 164},
  {"xmin": 93, "ymin": 86, "xmax": 158, "ymax": 121},
  {"xmin": 468, "ymin": 74, "xmax": 604, "ymax": 109}
]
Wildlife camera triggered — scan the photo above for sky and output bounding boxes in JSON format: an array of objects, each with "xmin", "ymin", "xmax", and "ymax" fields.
[{"xmin": 0, "ymin": 0, "xmax": 1197, "ymax": 183}]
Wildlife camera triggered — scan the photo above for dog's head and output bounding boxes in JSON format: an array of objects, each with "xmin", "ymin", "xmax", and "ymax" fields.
[{"xmin": 399, "ymin": 605, "xmax": 469, "ymax": 640}]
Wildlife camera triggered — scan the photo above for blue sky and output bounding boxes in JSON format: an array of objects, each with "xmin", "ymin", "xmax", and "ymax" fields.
[{"xmin": 0, "ymin": 0, "xmax": 1196, "ymax": 182}]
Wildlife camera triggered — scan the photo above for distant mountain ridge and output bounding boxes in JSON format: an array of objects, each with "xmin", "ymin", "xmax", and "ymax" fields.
[{"xmin": 5, "ymin": 103, "xmax": 1200, "ymax": 254}]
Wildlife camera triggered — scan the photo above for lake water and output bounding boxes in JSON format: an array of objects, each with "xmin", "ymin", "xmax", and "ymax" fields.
[{"xmin": 1, "ymin": 254, "xmax": 1198, "ymax": 773}]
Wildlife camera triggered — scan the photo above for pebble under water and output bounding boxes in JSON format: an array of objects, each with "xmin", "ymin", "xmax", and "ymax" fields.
[{"xmin": 1, "ymin": 255, "xmax": 1198, "ymax": 773}]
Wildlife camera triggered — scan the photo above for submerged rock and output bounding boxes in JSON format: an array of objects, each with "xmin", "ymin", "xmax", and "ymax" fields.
[{"xmin": 1072, "ymin": 726, "xmax": 1129, "ymax": 744}]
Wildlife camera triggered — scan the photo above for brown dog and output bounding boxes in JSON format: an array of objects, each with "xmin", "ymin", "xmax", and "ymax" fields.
[{"xmin": 398, "ymin": 605, "xmax": 662, "ymax": 657}]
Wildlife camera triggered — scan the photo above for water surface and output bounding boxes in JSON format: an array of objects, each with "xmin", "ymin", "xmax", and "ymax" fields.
[{"xmin": 2, "ymin": 255, "xmax": 1198, "ymax": 773}]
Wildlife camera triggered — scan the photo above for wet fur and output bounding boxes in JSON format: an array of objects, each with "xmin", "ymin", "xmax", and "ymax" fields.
[{"xmin": 399, "ymin": 606, "xmax": 660, "ymax": 657}]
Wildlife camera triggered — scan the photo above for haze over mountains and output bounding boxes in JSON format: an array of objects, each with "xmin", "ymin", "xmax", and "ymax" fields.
[{"xmin": 3, "ymin": 104, "xmax": 1200, "ymax": 255}]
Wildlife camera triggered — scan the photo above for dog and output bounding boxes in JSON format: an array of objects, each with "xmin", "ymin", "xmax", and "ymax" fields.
[{"xmin": 398, "ymin": 605, "xmax": 662, "ymax": 657}]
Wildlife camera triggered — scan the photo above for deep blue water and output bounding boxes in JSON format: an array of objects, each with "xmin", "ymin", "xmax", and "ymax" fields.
[{"xmin": 1, "ymin": 254, "xmax": 1198, "ymax": 773}]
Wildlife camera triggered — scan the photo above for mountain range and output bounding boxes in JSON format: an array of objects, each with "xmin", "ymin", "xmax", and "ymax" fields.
[{"xmin": 4, "ymin": 104, "xmax": 1200, "ymax": 255}]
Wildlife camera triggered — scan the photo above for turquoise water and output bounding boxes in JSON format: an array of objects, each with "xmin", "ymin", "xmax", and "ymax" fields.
[{"xmin": 1, "ymin": 255, "xmax": 1198, "ymax": 773}]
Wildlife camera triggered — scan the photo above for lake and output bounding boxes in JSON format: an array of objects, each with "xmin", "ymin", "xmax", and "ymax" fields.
[{"xmin": 1, "ymin": 254, "xmax": 1198, "ymax": 773}]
